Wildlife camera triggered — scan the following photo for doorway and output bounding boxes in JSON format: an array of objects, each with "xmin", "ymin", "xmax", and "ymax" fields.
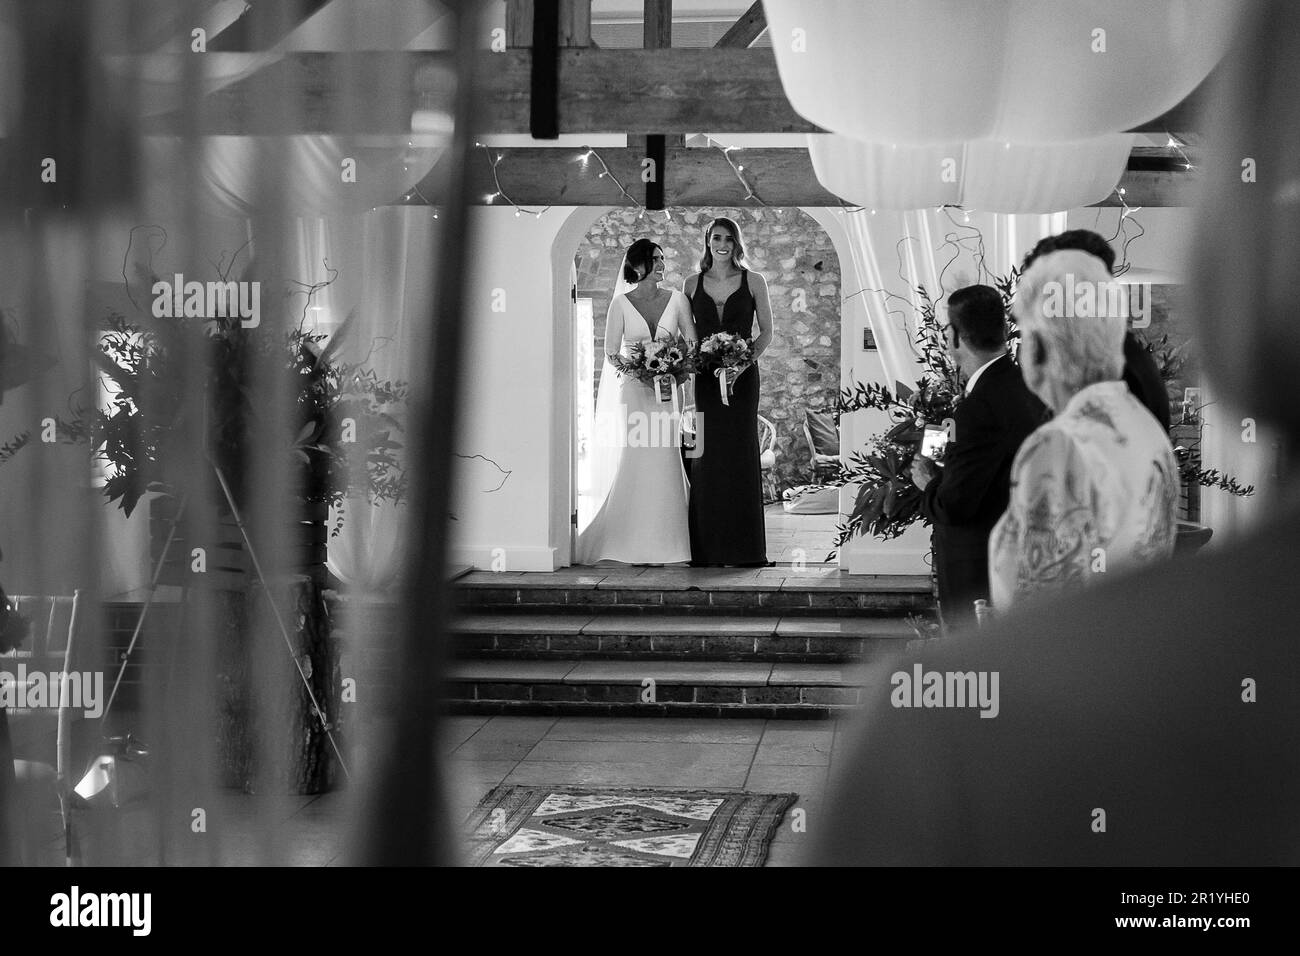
[{"xmin": 566, "ymin": 206, "xmax": 844, "ymax": 567}]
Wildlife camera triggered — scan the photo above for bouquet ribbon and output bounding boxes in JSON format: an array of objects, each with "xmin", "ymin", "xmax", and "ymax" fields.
[
  {"xmin": 653, "ymin": 373, "xmax": 680, "ymax": 416},
  {"xmin": 715, "ymin": 367, "xmax": 731, "ymax": 407}
]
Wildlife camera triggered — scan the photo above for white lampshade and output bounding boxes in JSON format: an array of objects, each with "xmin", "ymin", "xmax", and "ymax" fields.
[
  {"xmin": 765, "ymin": 0, "xmax": 1242, "ymax": 144},
  {"xmin": 808, "ymin": 134, "xmax": 1135, "ymax": 212}
]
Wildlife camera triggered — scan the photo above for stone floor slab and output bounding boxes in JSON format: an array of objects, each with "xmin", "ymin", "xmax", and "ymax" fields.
[
  {"xmin": 543, "ymin": 717, "xmax": 767, "ymax": 744},
  {"xmin": 503, "ymin": 760, "xmax": 750, "ymax": 789}
]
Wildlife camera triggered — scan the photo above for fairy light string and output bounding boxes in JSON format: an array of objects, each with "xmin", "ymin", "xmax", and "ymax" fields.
[
  {"xmin": 475, "ymin": 141, "xmax": 552, "ymax": 218},
  {"xmin": 717, "ymin": 144, "xmax": 769, "ymax": 207}
]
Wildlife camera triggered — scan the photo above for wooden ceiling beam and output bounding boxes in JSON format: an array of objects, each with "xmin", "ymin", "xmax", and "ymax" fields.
[
  {"xmin": 403, "ymin": 146, "xmax": 1199, "ymax": 208},
  {"xmin": 139, "ymin": 48, "xmax": 1205, "ymax": 137},
  {"xmin": 208, "ymin": 0, "xmax": 333, "ymax": 52},
  {"xmin": 715, "ymin": 1, "xmax": 767, "ymax": 48}
]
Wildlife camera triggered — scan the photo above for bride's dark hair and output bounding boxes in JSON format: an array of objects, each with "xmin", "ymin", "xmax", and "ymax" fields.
[
  {"xmin": 698, "ymin": 217, "xmax": 748, "ymax": 272},
  {"xmin": 622, "ymin": 238, "xmax": 662, "ymax": 285}
]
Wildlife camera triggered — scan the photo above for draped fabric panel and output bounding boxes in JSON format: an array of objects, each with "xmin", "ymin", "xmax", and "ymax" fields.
[
  {"xmin": 831, "ymin": 208, "xmax": 1067, "ymax": 393},
  {"xmin": 766, "ymin": 0, "xmax": 1243, "ymax": 145},
  {"xmin": 325, "ymin": 206, "xmax": 434, "ymax": 590},
  {"xmin": 808, "ymin": 134, "xmax": 1135, "ymax": 213},
  {"xmin": 143, "ymin": 136, "xmax": 442, "ymax": 219}
]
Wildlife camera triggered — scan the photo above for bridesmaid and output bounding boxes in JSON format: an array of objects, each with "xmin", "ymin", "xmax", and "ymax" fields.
[{"xmin": 683, "ymin": 217, "xmax": 774, "ymax": 567}]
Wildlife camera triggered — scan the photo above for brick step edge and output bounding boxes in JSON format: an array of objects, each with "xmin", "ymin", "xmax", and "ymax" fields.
[
  {"xmin": 443, "ymin": 633, "xmax": 911, "ymax": 662},
  {"xmin": 449, "ymin": 680, "xmax": 862, "ymax": 706},
  {"xmin": 458, "ymin": 589, "xmax": 932, "ymax": 613},
  {"xmin": 454, "ymin": 604, "xmax": 930, "ymax": 618},
  {"xmin": 443, "ymin": 701, "xmax": 853, "ymax": 719}
]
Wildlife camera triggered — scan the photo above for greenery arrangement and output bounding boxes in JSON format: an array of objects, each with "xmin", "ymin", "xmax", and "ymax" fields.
[
  {"xmin": 826, "ymin": 265, "xmax": 1252, "ymax": 560},
  {"xmin": 1, "ymin": 288, "xmax": 408, "ymax": 540}
]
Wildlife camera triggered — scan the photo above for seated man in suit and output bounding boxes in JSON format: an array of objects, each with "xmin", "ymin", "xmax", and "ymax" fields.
[{"xmin": 909, "ymin": 285, "xmax": 1046, "ymax": 633}]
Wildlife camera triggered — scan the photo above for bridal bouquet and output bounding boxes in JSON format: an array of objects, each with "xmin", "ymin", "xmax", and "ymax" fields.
[
  {"xmin": 610, "ymin": 337, "xmax": 694, "ymax": 404},
  {"xmin": 696, "ymin": 332, "xmax": 753, "ymax": 405}
]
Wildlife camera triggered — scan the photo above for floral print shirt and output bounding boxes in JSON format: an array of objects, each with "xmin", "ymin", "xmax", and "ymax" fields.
[{"xmin": 989, "ymin": 380, "xmax": 1178, "ymax": 608}]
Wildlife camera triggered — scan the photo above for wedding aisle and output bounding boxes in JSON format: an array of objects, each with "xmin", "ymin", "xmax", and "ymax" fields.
[{"xmin": 22, "ymin": 717, "xmax": 834, "ymax": 868}]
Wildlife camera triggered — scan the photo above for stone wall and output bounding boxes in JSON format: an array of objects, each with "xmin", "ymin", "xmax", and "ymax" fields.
[{"xmin": 575, "ymin": 206, "xmax": 842, "ymax": 493}]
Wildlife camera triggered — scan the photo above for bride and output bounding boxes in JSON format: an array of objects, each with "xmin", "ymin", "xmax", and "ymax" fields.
[{"xmin": 577, "ymin": 239, "xmax": 696, "ymax": 565}]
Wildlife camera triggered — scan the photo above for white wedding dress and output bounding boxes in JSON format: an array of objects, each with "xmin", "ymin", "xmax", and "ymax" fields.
[{"xmin": 577, "ymin": 291, "xmax": 692, "ymax": 565}]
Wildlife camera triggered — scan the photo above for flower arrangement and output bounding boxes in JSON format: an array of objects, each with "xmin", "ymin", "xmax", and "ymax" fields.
[
  {"xmin": 826, "ymin": 260, "xmax": 1252, "ymax": 560},
  {"xmin": 0, "ymin": 295, "xmax": 408, "ymax": 539},
  {"xmin": 696, "ymin": 332, "xmax": 754, "ymax": 404},
  {"xmin": 696, "ymin": 332, "xmax": 753, "ymax": 371},
  {"xmin": 610, "ymin": 337, "xmax": 694, "ymax": 385},
  {"xmin": 826, "ymin": 279, "xmax": 994, "ymax": 557}
]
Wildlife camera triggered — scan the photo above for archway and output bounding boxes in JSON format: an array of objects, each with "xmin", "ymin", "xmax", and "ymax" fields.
[{"xmin": 553, "ymin": 205, "xmax": 855, "ymax": 568}]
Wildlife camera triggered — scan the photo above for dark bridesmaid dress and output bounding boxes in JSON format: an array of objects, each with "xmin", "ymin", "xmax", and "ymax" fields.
[{"xmin": 688, "ymin": 269, "xmax": 768, "ymax": 566}]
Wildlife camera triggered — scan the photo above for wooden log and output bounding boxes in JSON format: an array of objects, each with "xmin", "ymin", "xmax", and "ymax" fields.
[{"xmin": 213, "ymin": 577, "xmax": 339, "ymax": 794}]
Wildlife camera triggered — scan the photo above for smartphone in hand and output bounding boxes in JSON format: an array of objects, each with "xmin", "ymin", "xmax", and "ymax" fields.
[{"xmin": 921, "ymin": 425, "xmax": 949, "ymax": 466}]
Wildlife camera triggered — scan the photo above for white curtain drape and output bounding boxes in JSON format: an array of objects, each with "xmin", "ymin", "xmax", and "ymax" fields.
[
  {"xmin": 765, "ymin": 0, "xmax": 1243, "ymax": 145},
  {"xmin": 143, "ymin": 136, "xmax": 442, "ymax": 220},
  {"xmin": 831, "ymin": 208, "xmax": 1067, "ymax": 392},
  {"xmin": 324, "ymin": 206, "xmax": 434, "ymax": 591},
  {"xmin": 113, "ymin": 0, "xmax": 452, "ymax": 593}
]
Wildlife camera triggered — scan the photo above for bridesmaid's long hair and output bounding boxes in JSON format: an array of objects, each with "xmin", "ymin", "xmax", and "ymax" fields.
[{"xmin": 698, "ymin": 217, "xmax": 748, "ymax": 273}]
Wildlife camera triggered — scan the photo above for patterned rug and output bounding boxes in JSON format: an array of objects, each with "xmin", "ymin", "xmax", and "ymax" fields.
[{"xmin": 464, "ymin": 786, "xmax": 798, "ymax": 867}]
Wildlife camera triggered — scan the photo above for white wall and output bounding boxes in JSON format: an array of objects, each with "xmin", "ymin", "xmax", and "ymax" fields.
[{"xmin": 450, "ymin": 206, "xmax": 610, "ymax": 571}]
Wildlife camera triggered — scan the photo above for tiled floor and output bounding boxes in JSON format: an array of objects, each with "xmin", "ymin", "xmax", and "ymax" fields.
[
  {"xmin": 764, "ymin": 503, "xmax": 839, "ymax": 566},
  {"xmin": 35, "ymin": 716, "xmax": 844, "ymax": 867},
  {"xmin": 441, "ymin": 715, "xmax": 838, "ymax": 866}
]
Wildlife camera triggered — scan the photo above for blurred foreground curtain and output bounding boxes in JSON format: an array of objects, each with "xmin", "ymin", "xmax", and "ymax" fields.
[
  {"xmin": 808, "ymin": 135, "xmax": 1135, "ymax": 213},
  {"xmin": 764, "ymin": 0, "xmax": 1243, "ymax": 144},
  {"xmin": 830, "ymin": 208, "xmax": 1067, "ymax": 393}
]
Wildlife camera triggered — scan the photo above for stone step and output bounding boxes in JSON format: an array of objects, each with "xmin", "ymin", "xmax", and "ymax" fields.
[
  {"xmin": 454, "ymin": 568, "xmax": 934, "ymax": 617},
  {"xmin": 434, "ymin": 658, "xmax": 892, "ymax": 719},
  {"xmin": 445, "ymin": 613, "xmax": 916, "ymax": 662}
]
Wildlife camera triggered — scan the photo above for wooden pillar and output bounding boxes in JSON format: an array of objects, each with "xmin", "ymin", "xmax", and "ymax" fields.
[
  {"xmin": 644, "ymin": 0, "xmax": 671, "ymax": 48},
  {"xmin": 531, "ymin": 1, "xmax": 560, "ymax": 138},
  {"xmin": 508, "ymin": 0, "xmax": 592, "ymax": 47},
  {"xmin": 514, "ymin": 1, "xmax": 593, "ymax": 139},
  {"xmin": 644, "ymin": 1, "xmax": 672, "ymax": 208}
]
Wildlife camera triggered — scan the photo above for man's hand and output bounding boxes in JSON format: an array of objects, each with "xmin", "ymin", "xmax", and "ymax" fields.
[{"xmin": 910, "ymin": 455, "xmax": 937, "ymax": 491}]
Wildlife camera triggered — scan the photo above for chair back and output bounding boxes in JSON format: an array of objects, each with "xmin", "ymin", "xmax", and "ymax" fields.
[
  {"xmin": 56, "ymin": 591, "xmax": 84, "ymax": 790},
  {"xmin": 803, "ymin": 408, "xmax": 840, "ymax": 456},
  {"xmin": 6, "ymin": 591, "xmax": 84, "ymax": 785},
  {"xmin": 756, "ymin": 414, "xmax": 776, "ymax": 456},
  {"xmin": 8, "ymin": 594, "xmax": 77, "ymax": 659}
]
